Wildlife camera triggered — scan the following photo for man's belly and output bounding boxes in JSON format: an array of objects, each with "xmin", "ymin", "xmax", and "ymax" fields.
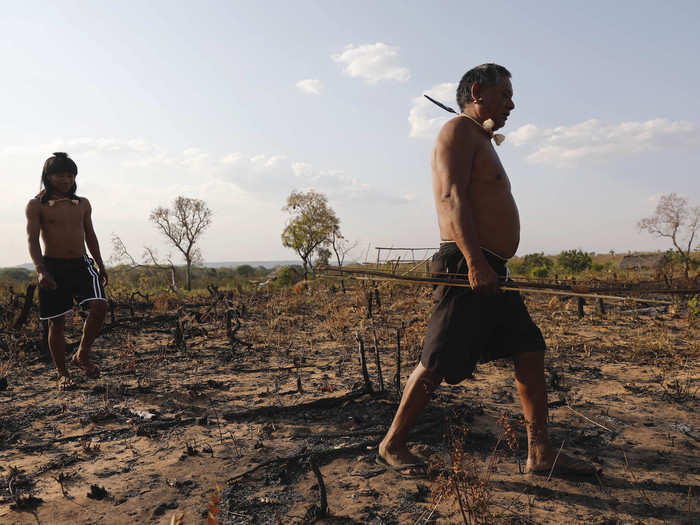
[
  {"xmin": 472, "ymin": 194, "xmax": 520, "ymax": 258},
  {"xmin": 42, "ymin": 234, "xmax": 87, "ymax": 259}
]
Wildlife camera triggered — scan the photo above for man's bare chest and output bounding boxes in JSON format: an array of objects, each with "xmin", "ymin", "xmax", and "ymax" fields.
[
  {"xmin": 471, "ymin": 147, "xmax": 511, "ymax": 189},
  {"xmin": 40, "ymin": 204, "xmax": 84, "ymax": 230}
]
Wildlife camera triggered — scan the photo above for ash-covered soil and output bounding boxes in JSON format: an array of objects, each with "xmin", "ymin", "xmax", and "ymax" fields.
[{"xmin": 1, "ymin": 284, "xmax": 698, "ymax": 524}]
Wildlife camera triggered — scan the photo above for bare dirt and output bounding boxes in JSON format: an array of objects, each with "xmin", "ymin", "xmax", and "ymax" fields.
[{"xmin": 1, "ymin": 283, "xmax": 698, "ymax": 524}]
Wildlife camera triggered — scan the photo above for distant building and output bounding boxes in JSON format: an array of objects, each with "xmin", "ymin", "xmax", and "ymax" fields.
[{"xmin": 619, "ymin": 253, "xmax": 665, "ymax": 271}]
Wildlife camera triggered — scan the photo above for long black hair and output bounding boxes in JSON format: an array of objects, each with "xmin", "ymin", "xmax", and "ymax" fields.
[{"xmin": 38, "ymin": 152, "xmax": 79, "ymax": 204}]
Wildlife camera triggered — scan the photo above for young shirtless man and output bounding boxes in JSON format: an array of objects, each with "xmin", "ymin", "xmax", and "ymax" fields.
[
  {"xmin": 378, "ymin": 64, "xmax": 595, "ymax": 477},
  {"xmin": 26, "ymin": 152, "xmax": 108, "ymax": 390}
]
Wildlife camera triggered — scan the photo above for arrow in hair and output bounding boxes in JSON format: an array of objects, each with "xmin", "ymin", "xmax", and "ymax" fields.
[{"xmin": 423, "ymin": 94, "xmax": 457, "ymax": 114}]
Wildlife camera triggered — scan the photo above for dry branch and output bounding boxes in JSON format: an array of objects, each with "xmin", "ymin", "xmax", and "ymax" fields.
[{"xmin": 223, "ymin": 390, "xmax": 380, "ymax": 422}]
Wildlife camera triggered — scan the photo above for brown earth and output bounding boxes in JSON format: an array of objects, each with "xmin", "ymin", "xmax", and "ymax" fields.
[{"xmin": 1, "ymin": 283, "xmax": 698, "ymax": 524}]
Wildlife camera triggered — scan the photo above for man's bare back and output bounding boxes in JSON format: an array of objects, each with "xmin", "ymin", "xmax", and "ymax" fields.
[{"xmin": 432, "ymin": 116, "xmax": 520, "ymax": 259}]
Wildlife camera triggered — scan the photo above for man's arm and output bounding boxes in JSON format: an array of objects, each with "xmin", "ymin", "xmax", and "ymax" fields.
[
  {"xmin": 435, "ymin": 123, "xmax": 499, "ymax": 294},
  {"xmin": 26, "ymin": 199, "xmax": 56, "ymax": 289},
  {"xmin": 83, "ymin": 199, "xmax": 108, "ymax": 286}
]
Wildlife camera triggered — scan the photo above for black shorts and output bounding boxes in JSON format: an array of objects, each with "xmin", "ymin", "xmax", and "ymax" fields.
[
  {"xmin": 38, "ymin": 256, "xmax": 106, "ymax": 320},
  {"xmin": 420, "ymin": 243, "xmax": 546, "ymax": 384}
]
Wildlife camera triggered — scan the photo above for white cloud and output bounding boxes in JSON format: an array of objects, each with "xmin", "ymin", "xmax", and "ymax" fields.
[
  {"xmin": 332, "ymin": 42, "xmax": 410, "ymax": 84},
  {"xmin": 408, "ymin": 82, "xmax": 457, "ymax": 138},
  {"xmin": 0, "ymin": 138, "xmax": 413, "ymax": 266},
  {"xmin": 296, "ymin": 78, "xmax": 323, "ymax": 95},
  {"xmin": 510, "ymin": 118, "xmax": 699, "ymax": 167}
]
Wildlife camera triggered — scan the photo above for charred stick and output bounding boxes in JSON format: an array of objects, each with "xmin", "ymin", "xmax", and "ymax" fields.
[
  {"xmin": 394, "ymin": 328, "xmax": 402, "ymax": 396},
  {"xmin": 372, "ymin": 327, "xmax": 384, "ymax": 392},
  {"xmin": 12, "ymin": 284, "xmax": 36, "ymax": 330},
  {"xmin": 356, "ymin": 334, "xmax": 373, "ymax": 393},
  {"xmin": 309, "ymin": 456, "xmax": 328, "ymax": 518}
]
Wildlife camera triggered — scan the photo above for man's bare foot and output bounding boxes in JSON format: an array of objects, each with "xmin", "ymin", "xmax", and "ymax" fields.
[
  {"xmin": 377, "ymin": 440, "xmax": 426, "ymax": 478},
  {"xmin": 71, "ymin": 351, "xmax": 100, "ymax": 379},
  {"xmin": 526, "ymin": 450, "xmax": 598, "ymax": 476}
]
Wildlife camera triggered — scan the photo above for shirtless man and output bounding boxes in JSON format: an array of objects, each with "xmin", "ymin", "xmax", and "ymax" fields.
[
  {"xmin": 26, "ymin": 152, "xmax": 108, "ymax": 390},
  {"xmin": 378, "ymin": 64, "xmax": 594, "ymax": 477}
]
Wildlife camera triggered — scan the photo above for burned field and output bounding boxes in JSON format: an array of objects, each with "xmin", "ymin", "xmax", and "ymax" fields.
[{"xmin": 0, "ymin": 282, "xmax": 698, "ymax": 524}]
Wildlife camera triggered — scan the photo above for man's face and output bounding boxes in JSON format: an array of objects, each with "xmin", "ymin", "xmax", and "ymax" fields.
[
  {"xmin": 478, "ymin": 77, "xmax": 514, "ymax": 130},
  {"xmin": 47, "ymin": 172, "xmax": 75, "ymax": 194}
]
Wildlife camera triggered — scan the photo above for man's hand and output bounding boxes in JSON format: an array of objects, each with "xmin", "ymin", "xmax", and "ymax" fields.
[
  {"xmin": 38, "ymin": 271, "xmax": 57, "ymax": 290},
  {"xmin": 467, "ymin": 259, "xmax": 500, "ymax": 295}
]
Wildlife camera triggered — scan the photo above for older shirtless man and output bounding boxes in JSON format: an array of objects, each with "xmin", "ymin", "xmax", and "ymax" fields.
[
  {"xmin": 378, "ymin": 64, "xmax": 594, "ymax": 477},
  {"xmin": 26, "ymin": 152, "xmax": 108, "ymax": 390}
]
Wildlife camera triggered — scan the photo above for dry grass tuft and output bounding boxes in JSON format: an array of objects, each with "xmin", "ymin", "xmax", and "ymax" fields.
[{"xmin": 429, "ymin": 411, "xmax": 519, "ymax": 524}]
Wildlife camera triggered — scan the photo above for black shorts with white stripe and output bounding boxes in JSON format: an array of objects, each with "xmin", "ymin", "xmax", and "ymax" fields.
[{"xmin": 38, "ymin": 255, "xmax": 106, "ymax": 320}]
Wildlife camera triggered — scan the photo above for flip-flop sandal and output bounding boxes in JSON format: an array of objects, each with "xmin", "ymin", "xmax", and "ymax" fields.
[
  {"xmin": 71, "ymin": 354, "xmax": 100, "ymax": 379},
  {"xmin": 57, "ymin": 375, "xmax": 76, "ymax": 391},
  {"xmin": 375, "ymin": 454, "xmax": 427, "ymax": 479}
]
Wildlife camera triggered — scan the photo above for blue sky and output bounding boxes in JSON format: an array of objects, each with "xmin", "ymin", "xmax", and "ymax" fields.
[{"xmin": 2, "ymin": 0, "xmax": 699, "ymax": 266}]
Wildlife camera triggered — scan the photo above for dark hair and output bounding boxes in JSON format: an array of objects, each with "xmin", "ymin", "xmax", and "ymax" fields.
[
  {"xmin": 456, "ymin": 63, "xmax": 511, "ymax": 111},
  {"xmin": 38, "ymin": 152, "xmax": 79, "ymax": 203}
]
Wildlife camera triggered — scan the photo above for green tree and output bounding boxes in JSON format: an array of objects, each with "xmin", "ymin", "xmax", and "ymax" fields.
[
  {"xmin": 557, "ymin": 249, "xmax": 592, "ymax": 276},
  {"xmin": 281, "ymin": 190, "xmax": 339, "ymax": 279},
  {"xmin": 519, "ymin": 253, "xmax": 553, "ymax": 275},
  {"xmin": 236, "ymin": 264, "xmax": 255, "ymax": 277},
  {"xmin": 149, "ymin": 196, "xmax": 213, "ymax": 290}
]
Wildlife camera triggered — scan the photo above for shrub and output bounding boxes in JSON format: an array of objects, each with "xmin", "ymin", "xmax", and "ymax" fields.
[
  {"xmin": 557, "ymin": 249, "xmax": 592, "ymax": 276},
  {"xmin": 689, "ymin": 295, "xmax": 700, "ymax": 320},
  {"xmin": 275, "ymin": 266, "xmax": 302, "ymax": 287},
  {"xmin": 0, "ymin": 268, "xmax": 34, "ymax": 286},
  {"xmin": 531, "ymin": 265, "xmax": 550, "ymax": 279},
  {"xmin": 512, "ymin": 253, "xmax": 552, "ymax": 276}
]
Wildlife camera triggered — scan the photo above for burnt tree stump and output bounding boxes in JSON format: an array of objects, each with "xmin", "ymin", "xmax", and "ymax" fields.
[
  {"xmin": 13, "ymin": 284, "xmax": 36, "ymax": 330},
  {"xmin": 597, "ymin": 298, "xmax": 606, "ymax": 316}
]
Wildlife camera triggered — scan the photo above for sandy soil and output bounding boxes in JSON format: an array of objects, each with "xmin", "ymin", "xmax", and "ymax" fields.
[{"xmin": 1, "ymin": 284, "xmax": 698, "ymax": 524}]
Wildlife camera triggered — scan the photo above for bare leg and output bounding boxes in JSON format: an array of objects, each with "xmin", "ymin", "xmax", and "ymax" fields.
[
  {"xmin": 514, "ymin": 351, "xmax": 551, "ymax": 467},
  {"xmin": 515, "ymin": 351, "xmax": 595, "ymax": 474},
  {"xmin": 75, "ymin": 300, "xmax": 106, "ymax": 362},
  {"xmin": 48, "ymin": 316, "xmax": 68, "ymax": 377},
  {"xmin": 378, "ymin": 363, "xmax": 442, "ymax": 474}
]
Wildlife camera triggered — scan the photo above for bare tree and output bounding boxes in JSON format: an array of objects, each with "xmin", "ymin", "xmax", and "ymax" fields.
[
  {"xmin": 330, "ymin": 226, "xmax": 357, "ymax": 268},
  {"xmin": 150, "ymin": 196, "xmax": 212, "ymax": 290},
  {"xmin": 110, "ymin": 235, "xmax": 185, "ymax": 296},
  {"xmin": 638, "ymin": 193, "xmax": 699, "ymax": 278}
]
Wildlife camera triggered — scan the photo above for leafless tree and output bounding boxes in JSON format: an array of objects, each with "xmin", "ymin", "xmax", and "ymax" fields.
[
  {"xmin": 330, "ymin": 226, "xmax": 357, "ymax": 268},
  {"xmin": 110, "ymin": 235, "xmax": 185, "ymax": 296},
  {"xmin": 150, "ymin": 196, "xmax": 212, "ymax": 290},
  {"xmin": 638, "ymin": 193, "xmax": 699, "ymax": 278}
]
